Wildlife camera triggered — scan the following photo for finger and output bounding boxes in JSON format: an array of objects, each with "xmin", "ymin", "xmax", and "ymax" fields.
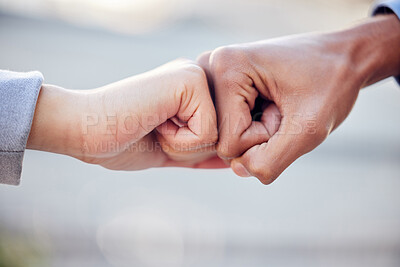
[
  {"xmin": 163, "ymin": 155, "xmax": 228, "ymax": 169},
  {"xmin": 94, "ymin": 133, "xmax": 168, "ymax": 171},
  {"xmin": 156, "ymin": 132, "xmax": 217, "ymax": 163},
  {"xmin": 194, "ymin": 155, "xmax": 229, "ymax": 169},
  {"xmin": 211, "ymin": 63, "xmax": 280, "ymax": 159},
  {"xmin": 238, "ymin": 103, "xmax": 281, "ymax": 151},
  {"xmin": 231, "ymin": 115, "xmax": 326, "ymax": 184},
  {"xmin": 208, "ymin": 48, "xmax": 279, "ymax": 159},
  {"xmin": 156, "ymin": 66, "xmax": 218, "ymax": 151},
  {"xmin": 214, "ymin": 102, "xmax": 280, "ymax": 161}
]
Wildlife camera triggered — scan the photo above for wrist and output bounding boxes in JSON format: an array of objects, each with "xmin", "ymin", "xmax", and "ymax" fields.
[
  {"xmin": 329, "ymin": 15, "xmax": 400, "ymax": 88},
  {"xmin": 27, "ymin": 84, "xmax": 86, "ymax": 157}
]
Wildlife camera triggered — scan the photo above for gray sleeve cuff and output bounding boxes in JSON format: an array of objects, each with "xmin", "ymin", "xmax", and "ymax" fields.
[
  {"xmin": 0, "ymin": 70, "xmax": 43, "ymax": 185},
  {"xmin": 372, "ymin": 0, "xmax": 400, "ymax": 85}
]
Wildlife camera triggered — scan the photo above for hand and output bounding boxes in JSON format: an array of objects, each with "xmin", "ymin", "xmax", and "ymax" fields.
[
  {"xmin": 199, "ymin": 15, "xmax": 400, "ymax": 184},
  {"xmin": 27, "ymin": 59, "xmax": 227, "ymax": 170}
]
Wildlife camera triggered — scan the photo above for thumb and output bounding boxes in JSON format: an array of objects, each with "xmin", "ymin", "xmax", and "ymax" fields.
[{"xmin": 231, "ymin": 114, "xmax": 327, "ymax": 184}]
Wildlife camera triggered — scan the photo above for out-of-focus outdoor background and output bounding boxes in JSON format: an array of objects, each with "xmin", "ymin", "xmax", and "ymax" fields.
[{"xmin": 1, "ymin": 0, "xmax": 400, "ymax": 266}]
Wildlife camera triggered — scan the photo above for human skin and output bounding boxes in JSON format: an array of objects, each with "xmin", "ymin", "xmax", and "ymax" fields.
[
  {"xmin": 198, "ymin": 14, "xmax": 400, "ymax": 184},
  {"xmin": 27, "ymin": 59, "xmax": 227, "ymax": 170}
]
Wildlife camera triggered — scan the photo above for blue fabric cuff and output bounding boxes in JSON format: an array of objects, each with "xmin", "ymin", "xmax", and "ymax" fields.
[{"xmin": 372, "ymin": 0, "xmax": 400, "ymax": 85}]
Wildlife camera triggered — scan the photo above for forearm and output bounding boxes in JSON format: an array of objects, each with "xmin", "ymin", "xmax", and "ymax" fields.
[
  {"xmin": 26, "ymin": 75, "xmax": 169, "ymax": 159},
  {"xmin": 328, "ymin": 15, "xmax": 400, "ymax": 87}
]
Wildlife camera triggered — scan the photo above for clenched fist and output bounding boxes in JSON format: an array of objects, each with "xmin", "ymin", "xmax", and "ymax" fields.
[
  {"xmin": 199, "ymin": 15, "xmax": 400, "ymax": 184},
  {"xmin": 28, "ymin": 59, "xmax": 226, "ymax": 170}
]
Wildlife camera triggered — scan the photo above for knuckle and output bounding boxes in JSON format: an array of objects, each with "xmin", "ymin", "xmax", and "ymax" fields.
[
  {"xmin": 210, "ymin": 46, "xmax": 246, "ymax": 76},
  {"xmin": 177, "ymin": 63, "xmax": 208, "ymax": 91},
  {"xmin": 259, "ymin": 177, "xmax": 275, "ymax": 185},
  {"xmin": 173, "ymin": 58, "xmax": 205, "ymax": 79},
  {"xmin": 196, "ymin": 51, "xmax": 211, "ymax": 66},
  {"xmin": 171, "ymin": 57, "xmax": 192, "ymax": 67},
  {"xmin": 183, "ymin": 62, "xmax": 204, "ymax": 76},
  {"xmin": 185, "ymin": 65, "xmax": 207, "ymax": 83},
  {"xmin": 247, "ymin": 162, "xmax": 277, "ymax": 185}
]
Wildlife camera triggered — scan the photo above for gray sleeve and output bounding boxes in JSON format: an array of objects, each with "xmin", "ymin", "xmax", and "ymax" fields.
[
  {"xmin": 372, "ymin": 0, "xmax": 400, "ymax": 85},
  {"xmin": 0, "ymin": 70, "xmax": 43, "ymax": 185}
]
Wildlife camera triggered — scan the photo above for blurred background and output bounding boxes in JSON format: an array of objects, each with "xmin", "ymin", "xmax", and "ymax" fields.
[{"xmin": 1, "ymin": 0, "xmax": 400, "ymax": 266}]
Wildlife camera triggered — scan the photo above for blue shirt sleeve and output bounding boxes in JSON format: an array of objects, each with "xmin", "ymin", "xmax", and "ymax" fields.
[
  {"xmin": 372, "ymin": 0, "xmax": 400, "ymax": 85},
  {"xmin": 0, "ymin": 70, "xmax": 43, "ymax": 185}
]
